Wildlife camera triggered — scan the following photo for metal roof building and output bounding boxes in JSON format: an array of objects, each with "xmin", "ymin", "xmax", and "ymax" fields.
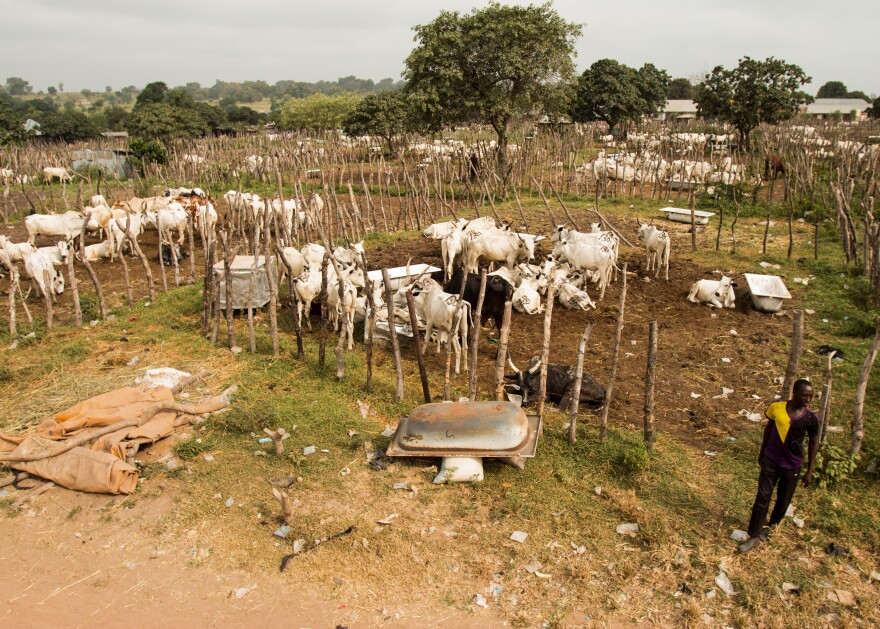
[{"xmin": 803, "ymin": 98, "xmax": 871, "ymax": 120}]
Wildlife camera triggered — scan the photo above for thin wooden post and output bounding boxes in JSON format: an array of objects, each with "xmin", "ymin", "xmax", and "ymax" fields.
[
  {"xmin": 7, "ymin": 272, "xmax": 17, "ymax": 336},
  {"xmin": 187, "ymin": 213, "xmax": 196, "ymax": 283},
  {"xmin": 536, "ymin": 274, "xmax": 556, "ymax": 418},
  {"xmin": 643, "ymin": 321, "xmax": 658, "ymax": 451},
  {"xmin": 361, "ymin": 252, "xmax": 376, "ymax": 392},
  {"xmin": 468, "ymin": 269, "xmax": 487, "ymax": 401},
  {"xmin": 405, "ymin": 290, "xmax": 431, "ymax": 403},
  {"xmin": 76, "ymin": 226, "xmax": 106, "ymax": 319},
  {"xmin": 246, "ymin": 218, "xmax": 260, "ymax": 354},
  {"xmin": 381, "ymin": 269, "xmax": 405, "ymax": 402},
  {"xmin": 42, "ymin": 269, "xmax": 53, "ymax": 332},
  {"xmin": 66, "ymin": 246, "xmax": 82, "ymax": 327},
  {"xmin": 264, "ymin": 209, "xmax": 280, "ymax": 357},
  {"xmin": 600, "ymin": 262, "xmax": 627, "ymax": 440},
  {"xmin": 201, "ymin": 238, "xmax": 215, "ymax": 336},
  {"xmin": 568, "ymin": 323, "xmax": 593, "ymax": 444},
  {"xmin": 817, "ymin": 352, "xmax": 835, "ymax": 444},
  {"xmin": 780, "ymin": 310, "xmax": 804, "ymax": 398},
  {"xmin": 128, "ymin": 236, "xmax": 154, "ymax": 302},
  {"xmin": 851, "ymin": 317, "xmax": 880, "ymax": 455},
  {"xmin": 494, "ymin": 301, "xmax": 513, "ymax": 401},
  {"xmin": 218, "ymin": 230, "xmax": 237, "ymax": 349}
]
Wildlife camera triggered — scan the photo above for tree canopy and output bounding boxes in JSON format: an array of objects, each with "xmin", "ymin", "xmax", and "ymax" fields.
[
  {"xmin": 39, "ymin": 110, "xmax": 99, "ymax": 143},
  {"xmin": 127, "ymin": 103, "xmax": 210, "ymax": 142},
  {"xmin": 668, "ymin": 78, "xmax": 694, "ymax": 100},
  {"xmin": 343, "ymin": 92, "xmax": 414, "ymax": 154},
  {"xmin": 0, "ymin": 103, "xmax": 26, "ymax": 146},
  {"xmin": 279, "ymin": 93, "xmax": 361, "ymax": 131},
  {"xmin": 404, "ymin": 2, "xmax": 581, "ymax": 169},
  {"xmin": 869, "ymin": 98, "xmax": 880, "ymax": 120},
  {"xmin": 694, "ymin": 56, "xmax": 812, "ymax": 149},
  {"xmin": 817, "ymin": 80, "xmax": 848, "ymax": 99},
  {"xmin": 570, "ymin": 59, "xmax": 670, "ymax": 133}
]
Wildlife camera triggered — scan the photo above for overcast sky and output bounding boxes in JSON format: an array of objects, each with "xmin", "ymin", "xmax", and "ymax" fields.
[{"xmin": 1, "ymin": 0, "xmax": 877, "ymax": 96}]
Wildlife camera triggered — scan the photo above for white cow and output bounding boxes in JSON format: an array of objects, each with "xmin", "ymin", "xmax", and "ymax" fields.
[
  {"xmin": 90, "ymin": 194, "xmax": 109, "ymax": 207},
  {"xmin": 551, "ymin": 240, "xmax": 617, "ymax": 299},
  {"xmin": 463, "ymin": 229, "xmax": 543, "ymax": 272},
  {"xmin": 278, "ymin": 246, "xmax": 306, "ymax": 284},
  {"xmin": 409, "ymin": 277, "xmax": 470, "ymax": 375},
  {"xmin": 157, "ymin": 204, "xmax": 188, "ymax": 245},
  {"xmin": 441, "ymin": 228, "xmax": 466, "ymax": 281},
  {"xmin": 42, "ymin": 167, "xmax": 73, "ymax": 183},
  {"xmin": 326, "ymin": 278, "xmax": 359, "ymax": 350},
  {"xmin": 24, "ymin": 242, "xmax": 69, "ymax": 300},
  {"xmin": 511, "ymin": 265, "xmax": 546, "ymax": 315},
  {"xmin": 423, "ymin": 217, "xmax": 468, "ymax": 240},
  {"xmin": 25, "ymin": 211, "xmax": 84, "ymax": 244},
  {"xmin": 637, "ymin": 222, "xmax": 671, "ymax": 280},
  {"xmin": 687, "ymin": 275, "xmax": 736, "ymax": 308},
  {"xmin": 557, "ymin": 282, "xmax": 596, "ymax": 311},
  {"xmin": 0, "ymin": 235, "xmax": 36, "ymax": 262},
  {"xmin": 83, "ymin": 240, "xmax": 115, "ymax": 262}
]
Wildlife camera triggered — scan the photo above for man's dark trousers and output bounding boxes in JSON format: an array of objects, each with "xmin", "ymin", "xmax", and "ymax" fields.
[{"xmin": 747, "ymin": 459, "xmax": 800, "ymax": 537}]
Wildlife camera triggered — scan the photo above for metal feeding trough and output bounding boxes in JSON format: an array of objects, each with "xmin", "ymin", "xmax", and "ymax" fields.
[
  {"xmin": 659, "ymin": 207, "xmax": 715, "ymax": 225},
  {"xmin": 743, "ymin": 273, "xmax": 792, "ymax": 313},
  {"xmin": 386, "ymin": 401, "xmax": 542, "ymax": 483},
  {"xmin": 366, "ymin": 263, "xmax": 441, "ymax": 292}
]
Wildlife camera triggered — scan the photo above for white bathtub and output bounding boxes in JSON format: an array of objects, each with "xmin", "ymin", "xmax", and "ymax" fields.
[
  {"xmin": 659, "ymin": 207, "xmax": 715, "ymax": 225},
  {"xmin": 744, "ymin": 273, "xmax": 792, "ymax": 313}
]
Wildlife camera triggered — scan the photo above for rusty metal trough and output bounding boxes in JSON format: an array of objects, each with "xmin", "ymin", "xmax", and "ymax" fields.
[{"xmin": 386, "ymin": 401, "xmax": 541, "ymax": 459}]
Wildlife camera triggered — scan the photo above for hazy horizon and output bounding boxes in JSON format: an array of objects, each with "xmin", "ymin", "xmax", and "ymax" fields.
[{"xmin": 1, "ymin": 0, "xmax": 877, "ymax": 97}]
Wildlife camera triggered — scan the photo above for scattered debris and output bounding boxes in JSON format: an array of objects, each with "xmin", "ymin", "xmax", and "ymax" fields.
[
  {"xmin": 729, "ymin": 329, "xmax": 738, "ymax": 336},
  {"xmin": 279, "ymin": 526, "xmax": 355, "ymax": 572},
  {"xmin": 739, "ymin": 409, "xmax": 763, "ymax": 422},
  {"xmin": 230, "ymin": 346, "xmax": 243, "ymax": 354},
  {"xmin": 715, "ymin": 572, "xmax": 736, "ymax": 596},
  {"xmin": 793, "ymin": 517, "xmax": 805, "ymax": 528},
  {"xmin": 225, "ymin": 497, "xmax": 234, "ymax": 508},
  {"xmin": 869, "ymin": 571, "xmax": 880, "ymax": 582},
  {"xmin": 126, "ymin": 356, "xmax": 140, "ymax": 366},
  {"xmin": 805, "ymin": 309, "xmax": 815, "ymax": 315},
  {"xmin": 704, "ymin": 451, "xmax": 717, "ymax": 457},
  {"xmin": 380, "ymin": 426, "xmax": 396, "ymax": 438},
  {"xmin": 510, "ymin": 531, "xmax": 529, "ymax": 543},
  {"xmin": 817, "ymin": 345, "xmax": 844, "ymax": 361},
  {"xmin": 356, "ymin": 399, "xmax": 372, "ymax": 419},
  {"xmin": 270, "ymin": 477, "xmax": 297, "ymax": 488},
  {"xmin": 690, "ymin": 392, "xmax": 702, "ymax": 399},
  {"xmin": 782, "ymin": 582, "xmax": 801, "ymax": 594},
  {"xmin": 378, "ymin": 513, "xmax": 398, "ymax": 525},
  {"xmin": 824, "ymin": 543, "xmax": 850, "ymax": 556},
  {"xmin": 473, "ymin": 593, "xmax": 488, "ymax": 609},
  {"xmin": 392, "ymin": 483, "xmax": 408, "ymax": 490},
  {"xmin": 523, "ymin": 559, "xmax": 543, "ymax": 574},
  {"xmin": 673, "ymin": 548, "xmax": 687, "ymax": 565},
  {"xmin": 274, "ymin": 525, "xmax": 292, "ymax": 539},
  {"xmin": 713, "ymin": 387, "xmax": 734, "ymax": 399},
  {"xmin": 201, "ymin": 453, "xmax": 214, "ymax": 462},
  {"xmin": 721, "ymin": 357, "xmax": 731, "ymax": 363},
  {"xmin": 730, "ymin": 530, "xmax": 749, "ymax": 542},
  {"xmin": 229, "ymin": 585, "xmax": 255, "ymax": 599},
  {"xmin": 303, "ymin": 446, "xmax": 316, "ymax": 456},
  {"xmin": 616, "ymin": 523, "xmax": 639, "ymax": 535},
  {"xmin": 829, "ymin": 589, "xmax": 856, "ymax": 606},
  {"xmin": 594, "ymin": 486, "xmax": 602, "ymax": 495}
]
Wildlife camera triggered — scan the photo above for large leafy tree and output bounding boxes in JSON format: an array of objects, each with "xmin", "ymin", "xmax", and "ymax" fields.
[
  {"xmin": 5, "ymin": 77, "xmax": 32, "ymax": 96},
  {"xmin": 127, "ymin": 103, "xmax": 210, "ymax": 142},
  {"xmin": 869, "ymin": 98, "xmax": 880, "ymax": 120},
  {"xmin": 816, "ymin": 80, "xmax": 848, "ymax": 98},
  {"xmin": 39, "ymin": 110, "xmax": 99, "ymax": 142},
  {"xmin": 343, "ymin": 92, "xmax": 414, "ymax": 154},
  {"xmin": 404, "ymin": 2, "xmax": 581, "ymax": 172},
  {"xmin": 570, "ymin": 59, "xmax": 670, "ymax": 134},
  {"xmin": 694, "ymin": 57, "xmax": 812, "ymax": 150},
  {"xmin": 668, "ymin": 77, "xmax": 694, "ymax": 100},
  {"xmin": 0, "ymin": 104, "xmax": 26, "ymax": 145},
  {"xmin": 279, "ymin": 93, "xmax": 361, "ymax": 131}
]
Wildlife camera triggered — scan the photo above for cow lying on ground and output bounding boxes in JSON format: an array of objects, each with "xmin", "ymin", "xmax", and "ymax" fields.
[
  {"xmin": 687, "ymin": 275, "xmax": 736, "ymax": 308},
  {"xmin": 505, "ymin": 355, "xmax": 605, "ymax": 411}
]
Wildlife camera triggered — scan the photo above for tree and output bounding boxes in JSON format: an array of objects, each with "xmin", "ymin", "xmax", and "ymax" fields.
[
  {"xmin": 0, "ymin": 104, "xmax": 26, "ymax": 145},
  {"xmin": 5, "ymin": 77, "xmax": 32, "ymax": 96},
  {"xmin": 869, "ymin": 98, "xmax": 880, "ymax": 120},
  {"xmin": 343, "ymin": 92, "xmax": 414, "ymax": 154},
  {"xmin": 404, "ymin": 2, "xmax": 581, "ymax": 173},
  {"xmin": 846, "ymin": 90, "xmax": 870, "ymax": 102},
  {"xmin": 694, "ymin": 57, "xmax": 812, "ymax": 150},
  {"xmin": 39, "ymin": 110, "xmax": 99, "ymax": 142},
  {"xmin": 136, "ymin": 81, "xmax": 169, "ymax": 107},
  {"xmin": 668, "ymin": 77, "xmax": 694, "ymax": 100},
  {"xmin": 279, "ymin": 93, "xmax": 361, "ymax": 131},
  {"xmin": 816, "ymin": 80, "xmax": 847, "ymax": 98},
  {"xmin": 127, "ymin": 102, "xmax": 210, "ymax": 142},
  {"xmin": 47, "ymin": 86, "xmax": 57, "ymax": 96},
  {"xmin": 570, "ymin": 59, "xmax": 669, "ymax": 134}
]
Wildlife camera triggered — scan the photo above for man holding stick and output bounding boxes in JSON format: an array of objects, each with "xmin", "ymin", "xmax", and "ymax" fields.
[{"xmin": 739, "ymin": 379, "xmax": 819, "ymax": 553}]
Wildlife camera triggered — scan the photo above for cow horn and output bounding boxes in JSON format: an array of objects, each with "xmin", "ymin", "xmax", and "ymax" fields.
[
  {"xmin": 528, "ymin": 359, "xmax": 542, "ymax": 374},
  {"xmin": 506, "ymin": 356, "xmax": 521, "ymax": 375}
]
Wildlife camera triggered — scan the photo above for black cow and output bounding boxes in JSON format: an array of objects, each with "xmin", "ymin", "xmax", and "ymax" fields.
[
  {"xmin": 444, "ymin": 267, "xmax": 513, "ymax": 336},
  {"xmin": 159, "ymin": 242, "xmax": 185, "ymax": 267},
  {"xmin": 505, "ymin": 355, "xmax": 605, "ymax": 411}
]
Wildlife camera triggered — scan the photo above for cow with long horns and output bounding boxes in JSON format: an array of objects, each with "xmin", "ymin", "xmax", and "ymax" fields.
[{"xmin": 505, "ymin": 355, "xmax": 605, "ymax": 411}]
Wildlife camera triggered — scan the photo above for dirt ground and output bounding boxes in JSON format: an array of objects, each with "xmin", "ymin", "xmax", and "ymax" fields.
[{"xmin": 1, "ymin": 195, "xmax": 805, "ymax": 627}]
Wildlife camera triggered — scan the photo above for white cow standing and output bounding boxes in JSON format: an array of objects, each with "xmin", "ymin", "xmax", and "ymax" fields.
[{"xmin": 637, "ymin": 222, "xmax": 670, "ymax": 280}]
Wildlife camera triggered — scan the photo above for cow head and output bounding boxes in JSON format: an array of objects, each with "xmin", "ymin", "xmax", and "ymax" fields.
[
  {"xmin": 716, "ymin": 275, "xmax": 736, "ymax": 300},
  {"xmin": 589, "ymin": 222, "xmax": 602, "ymax": 233}
]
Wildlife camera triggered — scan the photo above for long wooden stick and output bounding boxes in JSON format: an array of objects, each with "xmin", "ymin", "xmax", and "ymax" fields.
[
  {"xmin": 643, "ymin": 321, "xmax": 658, "ymax": 451},
  {"xmin": 568, "ymin": 323, "xmax": 593, "ymax": 444},
  {"xmin": 468, "ymin": 270, "xmax": 487, "ymax": 401},
  {"xmin": 536, "ymin": 274, "xmax": 556, "ymax": 418},
  {"xmin": 780, "ymin": 310, "xmax": 804, "ymax": 398},
  {"xmin": 600, "ymin": 262, "xmax": 627, "ymax": 440},
  {"xmin": 494, "ymin": 301, "xmax": 513, "ymax": 401},
  {"xmin": 382, "ymin": 268, "xmax": 404, "ymax": 402},
  {"xmin": 405, "ymin": 291, "xmax": 431, "ymax": 403}
]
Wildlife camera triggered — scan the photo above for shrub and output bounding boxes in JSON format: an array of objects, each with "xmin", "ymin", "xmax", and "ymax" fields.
[
  {"xmin": 614, "ymin": 443, "xmax": 650, "ymax": 476},
  {"xmin": 78, "ymin": 293, "xmax": 100, "ymax": 321},
  {"xmin": 815, "ymin": 445, "xmax": 859, "ymax": 488},
  {"xmin": 173, "ymin": 435, "xmax": 215, "ymax": 460}
]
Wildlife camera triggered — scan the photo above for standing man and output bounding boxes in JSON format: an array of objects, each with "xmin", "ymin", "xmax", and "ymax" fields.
[{"xmin": 739, "ymin": 378, "xmax": 820, "ymax": 553}]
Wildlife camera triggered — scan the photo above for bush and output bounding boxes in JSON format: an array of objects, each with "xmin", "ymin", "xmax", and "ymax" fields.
[
  {"xmin": 128, "ymin": 138, "xmax": 168, "ymax": 172},
  {"xmin": 614, "ymin": 443, "xmax": 650, "ymax": 476},
  {"xmin": 173, "ymin": 435, "xmax": 215, "ymax": 460},
  {"xmin": 815, "ymin": 445, "xmax": 859, "ymax": 488},
  {"xmin": 78, "ymin": 293, "xmax": 100, "ymax": 321},
  {"xmin": 212, "ymin": 398, "xmax": 274, "ymax": 434}
]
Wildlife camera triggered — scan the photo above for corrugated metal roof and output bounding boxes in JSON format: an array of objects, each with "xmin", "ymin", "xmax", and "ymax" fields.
[
  {"xmin": 805, "ymin": 98, "xmax": 870, "ymax": 114},
  {"xmin": 664, "ymin": 100, "xmax": 698, "ymax": 113}
]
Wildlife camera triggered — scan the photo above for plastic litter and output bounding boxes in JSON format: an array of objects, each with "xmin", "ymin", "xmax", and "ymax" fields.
[
  {"xmin": 274, "ymin": 525, "xmax": 292, "ymax": 539},
  {"xmin": 715, "ymin": 572, "xmax": 736, "ymax": 596},
  {"xmin": 510, "ymin": 531, "xmax": 528, "ymax": 543},
  {"xmin": 616, "ymin": 523, "xmax": 639, "ymax": 535},
  {"xmin": 135, "ymin": 367, "xmax": 192, "ymax": 390},
  {"xmin": 730, "ymin": 529, "xmax": 748, "ymax": 542},
  {"xmin": 303, "ymin": 446, "xmax": 316, "ymax": 455},
  {"xmin": 225, "ymin": 497, "xmax": 234, "ymax": 507}
]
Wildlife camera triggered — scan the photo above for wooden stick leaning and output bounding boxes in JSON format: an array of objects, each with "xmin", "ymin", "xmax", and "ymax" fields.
[
  {"xmin": 468, "ymin": 269, "xmax": 488, "ymax": 401},
  {"xmin": 568, "ymin": 323, "xmax": 594, "ymax": 444},
  {"xmin": 536, "ymin": 273, "xmax": 556, "ymax": 418},
  {"xmin": 600, "ymin": 262, "xmax": 627, "ymax": 440},
  {"xmin": 644, "ymin": 321, "xmax": 658, "ymax": 451},
  {"xmin": 494, "ymin": 301, "xmax": 513, "ymax": 402},
  {"xmin": 381, "ymin": 268, "xmax": 405, "ymax": 402}
]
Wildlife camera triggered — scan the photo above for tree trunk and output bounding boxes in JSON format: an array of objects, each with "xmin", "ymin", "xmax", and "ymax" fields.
[
  {"xmin": 643, "ymin": 321, "xmax": 658, "ymax": 451},
  {"xmin": 780, "ymin": 310, "xmax": 804, "ymax": 399},
  {"xmin": 851, "ymin": 317, "xmax": 880, "ymax": 455}
]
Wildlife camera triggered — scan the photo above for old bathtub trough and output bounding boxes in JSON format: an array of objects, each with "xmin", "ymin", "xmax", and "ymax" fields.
[
  {"xmin": 386, "ymin": 401, "xmax": 542, "ymax": 483},
  {"xmin": 743, "ymin": 273, "xmax": 792, "ymax": 313},
  {"xmin": 659, "ymin": 207, "xmax": 715, "ymax": 225}
]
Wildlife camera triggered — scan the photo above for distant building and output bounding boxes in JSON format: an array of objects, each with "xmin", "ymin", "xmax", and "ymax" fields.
[
  {"xmin": 657, "ymin": 100, "xmax": 698, "ymax": 123},
  {"xmin": 71, "ymin": 148, "xmax": 132, "ymax": 178},
  {"xmin": 100, "ymin": 131, "xmax": 129, "ymax": 139},
  {"xmin": 803, "ymin": 98, "xmax": 871, "ymax": 121}
]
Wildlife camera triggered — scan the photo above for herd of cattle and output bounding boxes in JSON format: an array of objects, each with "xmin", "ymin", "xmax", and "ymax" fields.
[{"xmin": 0, "ymin": 182, "xmax": 740, "ymax": 389}]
